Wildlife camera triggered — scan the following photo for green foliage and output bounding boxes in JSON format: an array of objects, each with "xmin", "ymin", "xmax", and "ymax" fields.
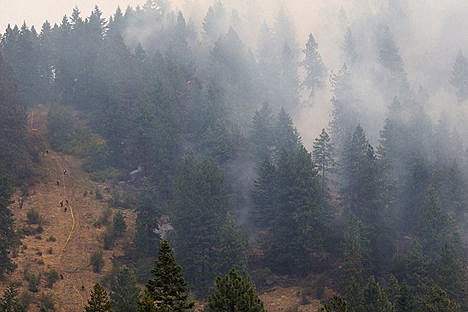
[
  {"xmin": 313, "ymin": 128, "xmax": 334, "ymax": 194},
  {"xmin": 25, "ymin": 272, "xmax": 40, "ymax": 293},
  {"xmin": 110, "ymin": 267, "xmax": 139, "ymax": 312},
  {"xmin": 205, "ymin": 268, "xmax": 265, "ymax": 312},
  {"xmin": 112, "ymin": 212, "xmax": 127, "ymax": 238},
  {"xmin": 0, "ymin": 167, "xmax": 18, "ymax": 276},
  {"xmin": 38, "ymin": 293, "xmax": 54, "ymax": 311},
  {"xmin": 85, "ymin": 283, "xmax": 112, "ymax": 312},
  {"xmin": 139, "ymin": 239, "xmax": 193, "ymax": 312},
  {"xmin": 360, "ymin": 276, "xmax": 395, "ymax": 312},
  {"xmin": 318, "ymin": 295, "xmax": 348, "ymax": 312},
  {"xmin": 254, "ymin": 145, "xmax": 329, "ymax": 275},
  {"xmin": 172, "ymin": 158, "xmax": 247, "ymax": 296},
  {"xmin": 45, "ymin": 269, "xmax": 59, "ymax": 288},
  {"xmin": 419, "ymin": 285, "xmax": 460, "ymax": 312},
  {"xmin": 302, "ymin": 33, "xmax": 326, "ymax": 97},
  {"xmin": 26, "ymin": 209, "xmax": 41, "ymax": 225},
  {"xmin": 0, "ymin": 52, "xmax": 32, "ymax": 181},
  {"xmin": 0, "ymin": 283, "xmax": 26, "ymax": 312},
  {"xmin": 90, "ymin": 251, "xmax": 104, "ymax": 273}
]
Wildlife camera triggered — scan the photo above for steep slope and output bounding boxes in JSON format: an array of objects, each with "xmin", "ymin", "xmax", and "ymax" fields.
[{"xmin": 2, "ymin": 146, "xmax": 135, "ymax": 311}]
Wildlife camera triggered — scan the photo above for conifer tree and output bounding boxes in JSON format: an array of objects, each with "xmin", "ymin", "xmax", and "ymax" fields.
[
  {"xmin": 450, "ymin": 50, "xmax": 468, "ymax": 102},
  {"xmin": 172, "ymin": 158, "xmax": 247, "ymax": 296},
  {"xmin": 140, "ymin": 239, "xmax": 193, "ymax": 312},
  {"xmin": 313, "ymin": 128, "xmax": 334, "ymax": 194},
  {"xmin": 110, "ymin": 267, "xmax": 139, "ymax": 312},
  {"xmin": 318, "ymin": 295, "xmax": 348, "ymax": 312},
  {"xmin": 205, "ymin": 268, "xmax": 265, "ymax": 312},
  {"xmin": 302, "ymin": 33, "xmax": 326, "ymax": 97},
  {"xmin": 419, "ymin": 286, "xmax": 460, "ymax": 312},
  {"xmin": 0, "ymin": 283, "xmax": 24, "ymax": 312},
  {"xmin": 85, "ymin": 283, "xmax": 112, "ymax": 312},
  {"xmin": 0, "ymin": 166, "xmax": 18, "ymax": 277},
  {"xmin": 356, "ymin": 276, "xmax": 394, "ymax": 312}
]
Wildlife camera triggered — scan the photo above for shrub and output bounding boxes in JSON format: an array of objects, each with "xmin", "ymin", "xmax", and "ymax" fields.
[
  {"xmin": 39, "ymin": 293, "xmax": 55, "ymax": 311},
  {"xmin": 95, "ymin": 188, "xmax": 103, "ymax": 200},
  {"xmin": 26, "ymin": 273, "xmax": 40, "ymax": 292},
  {"xmin": 47, "ymin": 236, "xmax": 56, "ymax": 242},
  {"xmin": 45, "ymin": 269, "xmax": 59, "ymax": 288},
  {"xmin": 26, "ymin": 209, "xmax": 41, "ymax": 225},
  {"xmin": 112, "ymin": 212, "xmax": 127, "ymax": 238},
  {"xmin": 90, "ymin": 251, "xmax": 104, "ymax": 273}
]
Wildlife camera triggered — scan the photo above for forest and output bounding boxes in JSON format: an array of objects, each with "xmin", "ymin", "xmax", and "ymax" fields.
[{"xmin": 0, "ymin": 0, "xmax": 466, "ymax": 311}]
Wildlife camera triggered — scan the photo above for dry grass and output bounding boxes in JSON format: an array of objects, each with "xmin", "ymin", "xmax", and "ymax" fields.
[{"xmin": 2, "ymin": 150, "xmax": 136, "ymax": 311}]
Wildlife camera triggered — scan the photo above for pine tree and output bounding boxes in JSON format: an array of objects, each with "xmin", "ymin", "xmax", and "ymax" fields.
[
  {"xmin": 302, "ymin": 33, "xmax": 326, "ymax": 97},
  {"xmin": 419, "ymin": 286, "xmax": 460, "ymax": 312},
  {"xmin": 313, "ymin": 128, "xmax": 334, "ymax": 195},
  {"xmin": 356, "ymin": 276, "xmax": 394, "ymax": 312},
  {"xmin": 450, "ymin": 50, "xmax": 468, "ymax": 102},
  {"xmin": 318, "ymin": 295, "xmax": 348, "ymax": 312},
  {"xmin": 85, "ymin": 283, "xmax": 112, "ymax": 312},
  {"xmin": 260, "ymin": 146, "xmax": 329, "ymax": 275},
  {"xmin": 205, "ymin": 268, "xmax": 265, "ymax": 312},
  {"xmin": 140, "ymin": 239, "xmax": 193, "ymax": 312},
  {"xmin": 0, "ymin": 283, "xmax": 24, "ymax": 312},
  {"xmin": 0, "ymin": 165, "xmax": 18, "ymax": 277},
  {"xmin": 110, "ymin": 267, "xmax": 139, "ymax": 312},
  {"xmin": 172, "ymin": 158, "xmax": 247, "ymax": 296}
]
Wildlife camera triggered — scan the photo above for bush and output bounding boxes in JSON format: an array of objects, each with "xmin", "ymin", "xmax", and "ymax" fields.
[
  {"xmin": 47, "ymin": 236, "xmax": 56, "ymax": 242},
  {"xmin": 95, "ymin": 188, "xmax": 103, "ymax": 200},
  {"xmin": 45, "ymin": 269, "xmax": 59, "ymax": 288},
  {"xmin": 94, "ymin": 209, "xmax": 112, "ymax": 228},
  {"xmin": 26, "ymin": 209, "xmax": 41, "ymax": 225},
  {"xmin": 39, "ymin": 293, "xmax": 55, "ymax": 311},
  {"xmin": 90, "ymin": 251, "xmax": 104, "ymax": 273},
  {"xmin": 47, "ymin": 247, "xmax": 53, "ymax": 254},
  {"xmin": 25, "ymin": 273, "xmax": 40, "ymax": 293},
  {"xmin": 103, "ymin": 230, "xmax": 114, "ymax": 250},
  {"xmin": 112, "ymin": 212, "xmax": 127, "ymax": 238}
]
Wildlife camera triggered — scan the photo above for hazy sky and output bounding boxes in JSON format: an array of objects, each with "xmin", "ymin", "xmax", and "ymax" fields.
[{"xmin": 0, "ymin": 1, "xmax": 146, "ymax": 31}]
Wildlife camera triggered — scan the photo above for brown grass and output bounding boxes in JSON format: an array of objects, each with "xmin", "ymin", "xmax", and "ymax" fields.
[{"xmin": 2, "ymin": 149, "xmax": 136, "ymax": 311}]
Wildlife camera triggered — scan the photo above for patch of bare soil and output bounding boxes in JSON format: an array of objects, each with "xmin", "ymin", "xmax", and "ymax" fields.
[
  {"xmin": 260, "ymin": 286, "xmax": 320, "ymax": 312},
  {"xmin": 2, "ymin": 149, "xmax": 136, "ymax": 311}
]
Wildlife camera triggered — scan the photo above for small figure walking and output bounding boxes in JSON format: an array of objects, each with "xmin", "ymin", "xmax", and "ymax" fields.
[
  {"xmin": 56, "ymin": 180, "xmax": 60, "ymax": 186},
  {"xmin": 64, "ymin": 207, "xmax": 67, "ymax": 212},
  {"xmin": 59, "ymin": 200, "xmax": 63, "ymax": 207},
  {"xmin": 63, "ymin": 169, "xmax": 67, "ymax": 175}
]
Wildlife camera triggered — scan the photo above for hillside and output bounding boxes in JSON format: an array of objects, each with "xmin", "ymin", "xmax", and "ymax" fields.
[{"xmin": 1, "ymin": 143, "xmax": 136, "ymax": 311}]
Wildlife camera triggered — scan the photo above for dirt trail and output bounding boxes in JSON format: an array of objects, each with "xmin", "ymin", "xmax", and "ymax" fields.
[{"xmin": 3, "ymin": 149, "xmax": 135, "ymax": 312}]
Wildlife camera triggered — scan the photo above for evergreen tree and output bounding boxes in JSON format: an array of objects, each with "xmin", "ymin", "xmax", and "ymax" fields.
[
  {"xmin": 110, "ymin": 267, "xmax": 139, "ymax": 312},
  {"xmin": 259, "ymin": 146, "xmax": 329, "ymax": 275},
  {"xmin": 318, "ymin": 295, "xmax": 348, "ymax": 312},
  {"xmin": 172, "ymin": 159, "xmax": 247, "ymax": 296},
  {"xmin": 313, "ymin": 128, "xmax": 334, "ymax": 194},
  {"xmin": 0, "ymin": 283, "xmax": 25, "ymax": 312},
  {"xmin": 450, "ymin": 50, "xmax": 468, "ymax": 102},
  {"xmin": 205, "ymin": 268, "xmax": 265, "ymax": 312},
  {"xmin": 274, "ymin": 108, "xmax": 302, "ymax": 157},
  {"xmin": 419, "ymin": 286, "xmax": 460, "ymax": 312},
  {"xmin": 353, "ymin": 276, "xmax": 394, "ymax": 312},
  {"xmin": 140, "ymin": 239, "xmax": 193, "ymax": 312},
  {"xmin": 85, "ymin": 283, "xmax": 112, "ymax": 312},
  {"xmin": 0, "ymin": 166, "xmax": 18, "ymax": 277},
  {"xmin": 249, "ymin": 103, "xmax": 275, "ymax": 162},
  {"xmin": 112, "ymin": 212, "xmax": 127, "ymax": 238},
  {"xmin": 302, "ymin": 33, "xmax": 326, "ymax": 98}
]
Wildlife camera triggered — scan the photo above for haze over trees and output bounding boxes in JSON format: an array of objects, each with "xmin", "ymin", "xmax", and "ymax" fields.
[{"xmin": 0, "ymin": 0, "xmax": 467, "ymax": 311}]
